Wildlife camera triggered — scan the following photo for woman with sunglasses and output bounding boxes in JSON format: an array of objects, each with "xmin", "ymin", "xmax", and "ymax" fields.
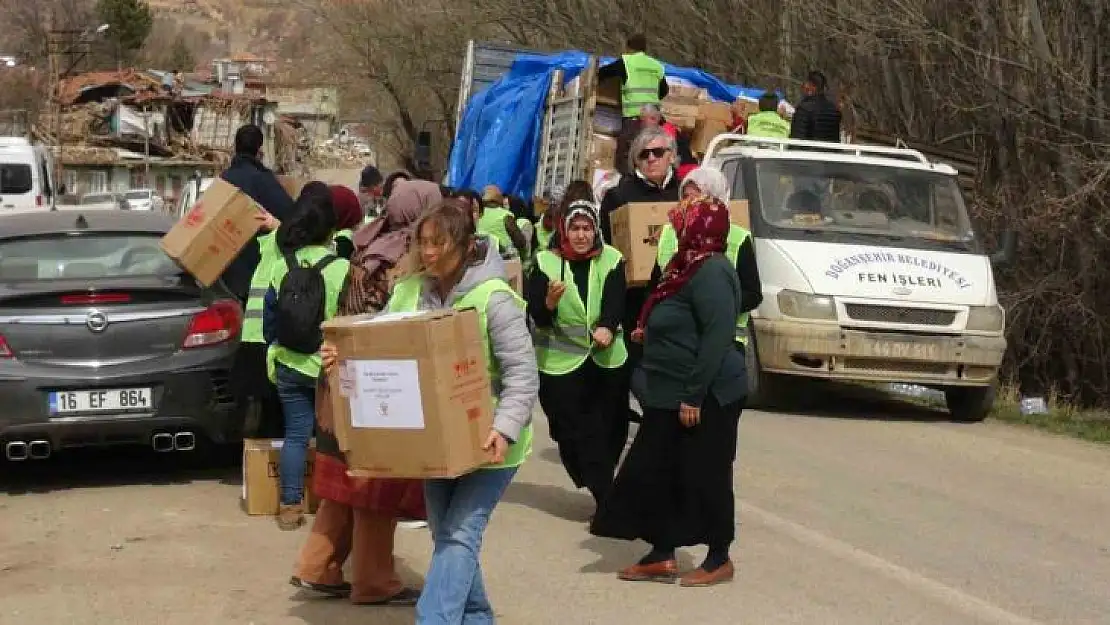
[
  {"xmin": 526, "ymin": 200, "xmax": 628, "ymax": 513},
  {"xmin": 597, "ymin": 125, "xmax": 681, "ymax": 441}
]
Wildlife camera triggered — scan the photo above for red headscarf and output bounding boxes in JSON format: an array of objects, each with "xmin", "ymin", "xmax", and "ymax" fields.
[
  {"xmin": 330, "ymin": 185, "xmax": 363, "ymax": 231},
  {"xmin": 555, "ymin": 200, "xmax": 603, "ymax": 262},
  {"xmin": 636, "ymin": 196, "xmax": 731, "ymax": 332}
]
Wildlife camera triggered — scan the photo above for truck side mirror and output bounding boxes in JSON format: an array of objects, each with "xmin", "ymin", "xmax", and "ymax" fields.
[{"xmin": 990, "ymin": 229, "xmax": 1017, "ymax": 267}]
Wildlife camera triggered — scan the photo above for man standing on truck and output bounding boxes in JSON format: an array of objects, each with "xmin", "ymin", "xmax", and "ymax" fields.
[
  {"xmin": 789, "ymin": 71, "xmax": 842, "ymax": 142},
  {"xmin": 747, "ymin": 92, "xmax": 791, "ymax": 138},
  {"xmin": 599, "ymin": 33, "xmax": 670, "ymax": 175}
]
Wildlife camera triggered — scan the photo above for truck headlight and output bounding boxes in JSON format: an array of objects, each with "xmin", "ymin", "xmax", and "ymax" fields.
[
  {"xmin": 777, "ymin": 290, "xmax": 837, "ymax": 321},
  {"xmin": 966, "ymin": 305, "xmax": 1005, "ymax": 332}
]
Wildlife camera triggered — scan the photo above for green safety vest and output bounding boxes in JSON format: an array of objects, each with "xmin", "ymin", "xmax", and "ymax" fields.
[
  {"xmin": 477, "ymin": 207, "xmax": 515, "ymax": 254},
  {"xmin": 242, "ymin": 232, "xmax": 281, "ymax": 344},
  {"xmin": 534, "ymin": 220, "xmax": 554, "ymax": 251},
  {"xmin": 656, "ymin": 224, "xmax": 752, "ymax": 345},
  {"xmin": 746, "ymin": 111, "xmax": 790, "ymax": 139},
  {"xmin": 267, "ymin": 245, "xmax": 350, "ymax": 379},
  {"xmin": 389, "ymin": 275, "xmax": 533, "ymax": 470},
  {"xmin": 621, "ymin": 52, "xmax": 665, "ymax": 117},
  {"xmin": 533, "ymin": 247, "xmax": 628, "ymax": 375}
]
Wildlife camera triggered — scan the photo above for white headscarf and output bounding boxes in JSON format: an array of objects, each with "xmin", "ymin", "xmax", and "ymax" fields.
[{"xmin": 679, "ymin": 166, "xmax": 731, "ymax": 202}]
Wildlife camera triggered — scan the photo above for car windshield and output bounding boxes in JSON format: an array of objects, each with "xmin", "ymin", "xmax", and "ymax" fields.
[
  {"xmin": 81, "ymin": 194, "xmax": 114, "ymax": 204},
  {"xmin": 0, "ymin": 234, "xmax": 180, "ymax": 280},
  {"xmin": 754, "ymin": 159, "xmax": 976, "ymax": 249},
  {"xmin": 0, "ymin": 163, "xmax": 32, "ymax": 194},
  {"xmin": 125, "ymin": 190, "xmax": 150, "ymax": 200}
]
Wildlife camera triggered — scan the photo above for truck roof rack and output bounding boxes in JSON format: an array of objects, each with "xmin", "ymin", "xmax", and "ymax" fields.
[{"xmin": 703, "ymin": 134, "xmax": 931, "ymax": 165}]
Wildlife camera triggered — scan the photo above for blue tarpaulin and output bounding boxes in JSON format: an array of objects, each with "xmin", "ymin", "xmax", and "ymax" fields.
[{"xmin": 447, "ymin": 50, "xmax": 768, "ymax": 200}]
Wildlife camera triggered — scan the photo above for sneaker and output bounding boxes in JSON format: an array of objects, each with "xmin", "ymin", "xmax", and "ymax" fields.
[
  {"xmin": 397, "ymin": 519, "xmax": 428, "ymax": 530},
  {"xmin": 277, "ymin": 504, "xmax": 306, "ymax": 531}
]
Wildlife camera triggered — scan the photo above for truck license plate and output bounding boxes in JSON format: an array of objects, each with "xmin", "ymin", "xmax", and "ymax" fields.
[
  {"xmin": 49, "ymin": 388, "xmax": 153, "ymax": 414},
  {"xmin": 859, "ymin": 337, "xmax": 943, "ymax": 361}
]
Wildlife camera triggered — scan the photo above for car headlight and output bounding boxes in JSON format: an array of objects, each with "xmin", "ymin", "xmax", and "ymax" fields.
[
  {"xmin": 777, "ymin": 290, "xmax": 837, "ymax": 321},
  {"xmin": 966, "ymin": 305, "xmax": 1005, "ymax": 332}
]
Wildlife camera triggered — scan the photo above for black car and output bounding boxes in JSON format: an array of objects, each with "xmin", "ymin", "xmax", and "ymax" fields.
[{"xmin": 0, "ymin": 210, "xmax": 245, "ymax": 460}]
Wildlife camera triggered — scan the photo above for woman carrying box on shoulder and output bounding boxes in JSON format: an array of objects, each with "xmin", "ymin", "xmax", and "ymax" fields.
[
  {"xmin": 321, "ymin": 198, "xmax": 540, "ymax": 624},
  {"xmin": 290, "ymin": 180, "xmax": 438, "ymax": 606}
]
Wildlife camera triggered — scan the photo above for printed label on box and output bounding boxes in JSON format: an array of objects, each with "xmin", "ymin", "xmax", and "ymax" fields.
[{"xmin": 347, "ymin": 359, "xmax": 425, "ymax": 429}]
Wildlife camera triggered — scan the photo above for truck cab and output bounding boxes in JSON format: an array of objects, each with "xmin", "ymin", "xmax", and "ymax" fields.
[{"xmin": 703, "ymin": 135, "xmax": 1008, "ymax": 422}]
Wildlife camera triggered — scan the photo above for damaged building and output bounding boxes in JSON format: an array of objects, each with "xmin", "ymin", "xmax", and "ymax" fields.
[{"xmin": 46, "ymin": 69, "xmax": 299, "ymax": 202}]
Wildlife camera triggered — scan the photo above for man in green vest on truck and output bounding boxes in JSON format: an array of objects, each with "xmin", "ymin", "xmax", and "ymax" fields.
[
  {"xmin": 746, "ymin": 92, "xmax": 791, "ymax": 139},
  {"xmin": 599, "ymin": 33, "xmax": 670, "ymax": 175}
]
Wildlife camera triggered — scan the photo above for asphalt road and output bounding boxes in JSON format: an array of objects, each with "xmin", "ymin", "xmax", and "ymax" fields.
[{"xmin": 2, "ymin": 395, "xmax": 1109, "ymax": 625}]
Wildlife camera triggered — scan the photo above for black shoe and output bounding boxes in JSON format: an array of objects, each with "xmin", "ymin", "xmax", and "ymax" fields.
[{"xmin": 289, "ymin": 576, "xmax": 352, "ymax": 598}]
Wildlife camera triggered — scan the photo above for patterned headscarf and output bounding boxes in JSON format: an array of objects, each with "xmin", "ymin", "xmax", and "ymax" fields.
[
  {"xmin": 636, "ymin": 196, "xmax": 731, "ymax": 332},
  {"xmin": 554, "ymin": 200, "xmax": 603, "ymax": 262}
]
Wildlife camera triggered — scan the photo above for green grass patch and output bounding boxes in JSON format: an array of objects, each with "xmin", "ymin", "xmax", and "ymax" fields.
[{"xmin": 989, "ymin": 387, "xmax": 1110, "ymax": 444}]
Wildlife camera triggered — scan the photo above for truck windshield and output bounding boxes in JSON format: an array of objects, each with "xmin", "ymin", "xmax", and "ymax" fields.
[{"xmin": 754, "ymin": 159, "xmax": 977, "ymax": 252}]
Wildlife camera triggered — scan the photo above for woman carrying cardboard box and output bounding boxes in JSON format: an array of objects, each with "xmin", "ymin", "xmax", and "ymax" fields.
[
  {"xmin": 322, "ymin": 198, "xmax": 539, "ymax": 624},
  {"xmin": 526, "ymin": 200, "xmax": 628, "ymax": 512},
  {"xmin": 290, "ymin": 179, "xmax": 439, "ymax": 606}
]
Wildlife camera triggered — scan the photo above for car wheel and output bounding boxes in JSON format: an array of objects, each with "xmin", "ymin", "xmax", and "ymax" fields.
[
  {"xmin": 944, "ymin": 384, "xmax": 996, "ymax": 423},
  {"xmin": 744, "ymin": 325, "xmax": 787, "ymax": 409}
]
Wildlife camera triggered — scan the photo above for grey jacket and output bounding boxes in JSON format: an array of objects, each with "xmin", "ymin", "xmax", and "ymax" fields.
[{"xmin": 413, "ymin": 236, "xmax": 539, "ymax": 441}]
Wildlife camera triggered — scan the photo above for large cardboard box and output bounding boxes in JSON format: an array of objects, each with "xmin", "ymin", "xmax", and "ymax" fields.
[
  {"xmin": 160, "ymin": 179, "xmax": 264, "ymax": 286},
  {"xmin": 609, "ymin": 202, "xmax": 671, "ymax": 286},
  {"xmin": 698, "ymin": 101, "xmax": 734, "ymax": 124},
  {"xmin": 503, "ymin": 258, "xmax": 523, "ymax": 294},
  {"xmin": 588, "ymin": 133, "xmax": 618, "ymax": 171},
  {"xmin": 242, "ymin": 438, "xmax": 319, "ymax": 515},
  {"xmin": 691, "ymin": 117, "xmax": 731, "ymax": 157},
  {"xmin": 322, "ymin": 309, "xmax": 494, "ymax": 479},
  {"xmin": 596, "ymin": 75, "xmax": 622, "ymax": 108}
]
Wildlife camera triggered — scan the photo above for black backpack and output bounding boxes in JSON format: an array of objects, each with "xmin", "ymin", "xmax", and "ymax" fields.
[{"xmin": 276, "ymin": 252, "xmax": 338, "ymax": 354}]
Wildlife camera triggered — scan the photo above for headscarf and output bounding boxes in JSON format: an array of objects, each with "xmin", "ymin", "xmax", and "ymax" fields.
[
  {"xmin": 351, "ymin": 178, "xmax": 440, "ymax": 275},
  {"xmin": 553, "ymin": 200, "xmax": 603, "ymax": 262},
  {"xmin": 636, "ymin": 196, "xmax": 731, "ymax": 332},
  {"xmin": 679, "ymin": 166, "xmax": 730, "ymax": 201},
  {"xmin": 329, "ymin": 185, "xmax": 362, "ymax": 231}
]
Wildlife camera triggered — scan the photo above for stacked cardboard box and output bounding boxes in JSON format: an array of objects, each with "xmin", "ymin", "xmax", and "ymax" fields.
[{"xmin": 242, "ymin": 438, "xmax": 319, "ymax": 515}]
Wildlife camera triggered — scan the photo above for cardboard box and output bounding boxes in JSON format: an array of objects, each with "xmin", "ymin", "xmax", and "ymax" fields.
[
  {"xmin": 588, "ymin": 133, "xmax": 618, "ymax": 171},
  {"xmin": 242, "ymin": 438, "xmax": 319, "ymax": 515},
  {"xmin": 322, "ymin": 309, "xmax": 494, "ymax": 479},
  {"xmin": 691, "ymin": 117, "xmax": 731, "ymax": 157},
  {"xmin": 668, "ymin": 84, "xmax": 708, "ymax": 100},
  {"xmin": 277, "ymin": 175, "xmax": 308, "ymax": 198},
  {"xmin": 160, "ymin": 178, "xmax": 264, "ymax": 286},
  {"xmin": 596, "ymin": 75, "xmax": 622, "ymax": 107},
  {"xmin": 729, "ymin": 200, "xmax": 751, "ymax": 230},
  {"xmin": 503, "ymin": 258, "xmax": 523, "ymax": 294},
  {"xmin": 699, "ymin": 101, "xmax": 734, "ymax": 124},
  {"xmin": 609, "ymin": 202, "xmax": 671, "ymax": 285}
]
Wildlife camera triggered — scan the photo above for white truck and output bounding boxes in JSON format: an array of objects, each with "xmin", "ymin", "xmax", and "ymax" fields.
[
  {"xmin": 703, "ymin": 135, "xmax": 1013, "ymax": 421},
  {"xmin": 0, "ymin": 137, "xmax": 61, "ymax": 213}
]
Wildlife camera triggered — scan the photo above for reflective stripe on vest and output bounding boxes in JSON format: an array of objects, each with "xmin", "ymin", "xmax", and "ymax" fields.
[
  {"xmin": 656, "ymin": 224, "xmax": 752, "ymax": 345},
  {"xmin": 242, "ymin": 232, "xmax": 280, "ymax": 343},
  {"xmin": 746, "ymin": 111, "xmax": 790, "ymax": 138},
  {"xmin": 533, "ymin": 247, "xmax": 628, "ymax": 375},
  {"xmin": 268, "ymin": 245, "xmax": 350, "ymax": 379},
  {"xmin": 388, "ymin": 275, "xmax": 533, "ymax": 470},
  {"xmin": 621, "ymin": 52, "xmax": 665, "ymax": 117},
  {"xmin": 477, "ymin": 207, "xmax": 515, "ymax": 253}
]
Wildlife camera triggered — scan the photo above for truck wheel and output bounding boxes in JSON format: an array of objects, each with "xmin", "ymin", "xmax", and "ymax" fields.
[
  {"xmin": 744, "ymin": 330, "xmax": 785, "ymax": 409},
  {"xmin": 944, "ymin": 384, "xmax": 996, "ymax": 423}
]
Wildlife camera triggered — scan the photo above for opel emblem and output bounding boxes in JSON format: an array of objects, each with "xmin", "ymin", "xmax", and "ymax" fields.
[{"xmin": 86, "ymin": 311, "xmax": 109, "ymax": 333}]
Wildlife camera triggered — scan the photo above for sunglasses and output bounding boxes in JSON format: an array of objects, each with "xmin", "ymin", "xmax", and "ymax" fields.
[{"xmin": 637, "ymin": 147, "xmax": 671, "ymax": 161}]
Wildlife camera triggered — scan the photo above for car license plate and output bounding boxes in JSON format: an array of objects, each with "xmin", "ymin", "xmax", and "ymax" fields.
[
  {"xmin": 857, "ymin": 336, "xmax": 944, "ymax": 361},
  {"xmin": 49, "ymin": 388, "xmax": 153, "ymax": 414}
]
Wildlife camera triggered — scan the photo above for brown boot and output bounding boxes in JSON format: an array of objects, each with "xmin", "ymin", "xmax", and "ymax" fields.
[
  {"xmin": 679, "ymin": 560, "xmax": 735, "ymax": 587},
  {"xmin": 277, "ymin": 504, "xmax": 306, "ymax": 531},
  {"xmin": 617, "ymin": 559, "xmax": 678, "ymax": 583}
]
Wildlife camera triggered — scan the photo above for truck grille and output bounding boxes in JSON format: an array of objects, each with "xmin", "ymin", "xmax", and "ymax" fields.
[{"xmin": 844, "ymin": 304, "xmax": 956, "ymax": 326}]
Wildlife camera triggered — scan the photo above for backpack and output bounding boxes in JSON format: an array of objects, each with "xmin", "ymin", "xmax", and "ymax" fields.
[{"xmin": 276, "ymin": 252, "xmax": 338, "ymax": 354}]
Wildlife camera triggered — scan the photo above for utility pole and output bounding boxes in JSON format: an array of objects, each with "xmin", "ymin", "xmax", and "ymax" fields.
[{"xmin": 143, "ymin": 105, "xmax": 151, "ymax": 185}]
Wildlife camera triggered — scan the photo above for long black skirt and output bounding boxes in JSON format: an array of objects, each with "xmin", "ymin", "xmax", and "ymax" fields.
[
  {"xmin": 590, "ymin": 394, "xmax": 742, "ymax": 549},
  {"xmin": 231, "ymin": 342, "xmax": 284, "ymax": 439},
  {"xmin": 538, "ymin": 359, "xmax": 626, "ymax": 504}
]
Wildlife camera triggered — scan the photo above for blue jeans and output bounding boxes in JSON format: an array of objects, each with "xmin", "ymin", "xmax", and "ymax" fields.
[
  {"xmin": 275, "ymin": 365, "xmax": 315, "ymax": 506},
  {"xmin": 416, "ymin": 467, "xmax": 518, "ymax": 625}
]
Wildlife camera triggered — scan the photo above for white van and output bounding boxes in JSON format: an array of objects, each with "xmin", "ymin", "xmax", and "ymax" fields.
[
  {"xmin": 176, "ymin": 175, "xmax": 215, "ymax": 218},
  {"xmin": 703, "ymin": 135, "xmax": 1013, "ymax": 422},
  {"xmin": 0, "ymin": 137, "xmax": 60, "ymax": 213}
]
